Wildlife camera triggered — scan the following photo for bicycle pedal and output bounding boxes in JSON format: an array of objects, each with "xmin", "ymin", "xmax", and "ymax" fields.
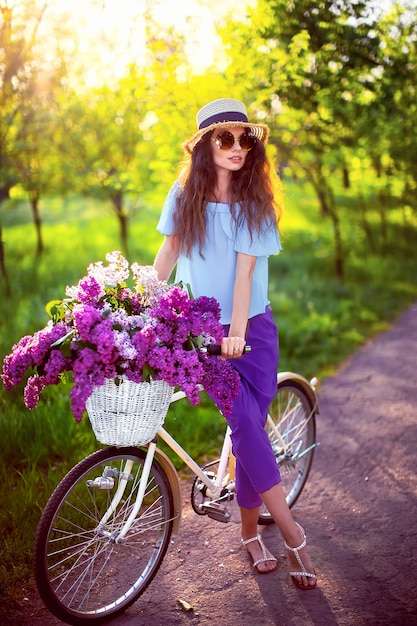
[{"xmin": 200, "ymin": 501, "xmax": 231, "ymax": 523}]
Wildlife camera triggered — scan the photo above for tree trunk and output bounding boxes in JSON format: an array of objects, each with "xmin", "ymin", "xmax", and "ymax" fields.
[
  {"xmin": 30, "ymin": 193, "xmax": 44, "ymax": 255},
  {"xmin": 0, "ymin": 222, "xmax": 11, "ymax": 297},
  {"xmin": 342, "ymin": 165, "xmax": 350, "ymax": 189},
  {"xmin": 357, "ymin": 190, "xmax": 375, "ymax": 253},
  {"xmin": 120, "ymin": 212, "xmax": 128, "ymax": 256},
  {"xmin": 111, "ymin": 190, "xmax": 129, "ymax": 255},
  {"xmin": 326, "ymin": 185, "xmax": 345, "ymax": 282},
  {"xmin": 0, "ymin": 188, "xmax": 11, "ymax": 297},
  {"xmin": 305, "ymin": 166, "xmax": 345, "ymax": 280},
  {"xmin": 378, "ymin": 187, "xmax": 388, "ymax": 255},
  {"xmin": 316, "ymin": 185, "xmax": 330, "ymax": 217}
]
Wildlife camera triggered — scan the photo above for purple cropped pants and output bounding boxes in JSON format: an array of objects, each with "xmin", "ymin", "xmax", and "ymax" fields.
[{"xmin": 223, "ymin": 307, "xmax": 281, "ymax": 509}]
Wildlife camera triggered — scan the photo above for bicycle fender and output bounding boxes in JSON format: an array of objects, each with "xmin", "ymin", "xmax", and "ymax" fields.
[
  {"xmin": 277, "ymin": 371, "xmax": 320, "ymax": 414},
  {"xmin": 154, "ymin": 448, "xmax": 182, "ymax": 535}
]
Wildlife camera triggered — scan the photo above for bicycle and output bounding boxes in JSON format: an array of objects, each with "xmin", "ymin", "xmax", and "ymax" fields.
[{"xmin": 33, "ymin": 355, "xmax": 319, "ymax": 625}]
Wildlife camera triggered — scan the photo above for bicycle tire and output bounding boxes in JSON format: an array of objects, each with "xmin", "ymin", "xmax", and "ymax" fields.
[
  {"xmin": 258, "ymin": 380, "xmax": 316, "ymax": 524},
  {"xmin": 34, "ymin": 446, "xmax": 174, "ymax": 625}
]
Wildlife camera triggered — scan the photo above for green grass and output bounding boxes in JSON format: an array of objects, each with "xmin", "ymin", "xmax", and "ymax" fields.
[
  {"xmin": 0, "ymin": 180, "xmax": 416, "ymax": 606},
  {"xmin": 270, "ymin": 179, "xmax": 417, "ymax": 377}
]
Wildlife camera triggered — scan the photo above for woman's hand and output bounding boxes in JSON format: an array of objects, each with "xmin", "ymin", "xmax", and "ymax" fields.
[{"xmin": 220, "ymin": 336, "xmax": 246, "ymax": 359}]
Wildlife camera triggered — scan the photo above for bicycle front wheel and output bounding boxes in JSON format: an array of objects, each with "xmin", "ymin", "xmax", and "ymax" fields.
[
  {"xmin": 259, "ymin": 380, "xmax": 316, "ymax": 524},
  {"xmin": 34, "ymin": 447, "xmax": 174, "ymax": 625}
]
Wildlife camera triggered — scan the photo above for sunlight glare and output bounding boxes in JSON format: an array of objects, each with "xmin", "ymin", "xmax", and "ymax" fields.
[{"xmin": 48, "ymin": 0, "xmax": 256, "ymax": 86}]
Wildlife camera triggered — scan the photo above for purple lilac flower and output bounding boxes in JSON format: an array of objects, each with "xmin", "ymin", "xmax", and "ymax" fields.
[
  {"xmin": 72, "ymin": 346, "xmax": 101, "ymax": 377},
  {"xmin": 168, "ymin": 349, "xmax": 205, "ymax": 404},
  {"xmin": 129, "ymin": 292, "xmax": 146, "ymax": 314},
  {"xmin": 77, "ymin": 276, "xmax": 103, "ymax": 303},
  {"xmin": 125, "ymin": 314, "xmax": 145, "ymax": 332},
  {"xmin": 151, "ymin": 286, "xmax": 192, "ymax": 322},
  {"xmin": 190, "ymin": 297, "xmax": 224, "ymax": 344},
  {"xmin": 2, "ymin": 335, "xmax": 34, "ymax": 390},
  {"xmin": 1, "ymin": 323, "xmax": 67, "ymax": 390},
  {"xmin": 201, "ymin": 356, "xmax": 240, "ymax": 417},
  {"xmin": 150, "ymin": 287, "xmax": 197, "ymax": 347},
  {"xmin": 30, "ymin": 323, "xmax": 68, "ymax": 366},
  {"xmin": 70, "ymin": 348, "xmax": 110, "ymax": 420},
  {"xmin": 24, "ymin": 375, "xmax": 46, "ymax": 409},
  {"xmin": 127, "ymin": 327, "xmax": 156, "ymax": 381},
  {"xmin": 2, "ymin": 252, "xmax": 240, "ymax": 422},
  {"xmin": 153, "ymin": 320, "xmax": 184, "ymax": 345},
  {"xmin": 117, "ymin": 287, "xmax": 132, "ymax": 301},
  {"xmin": 70, "ymin": 381, "xmax": 95, "ymax": 422},
  {"xmin": 113, "ymin": 330, "xmax": 137, "ymax": 362},
  {"xmin": 43, "ymin": 350, "xmax": 71, "ymax": 384},
  {"xmin": 147, "ymin": 344, "xmax": 175, "ymax": 378},
  {"xmin": 89, "ymin": 320, "xmax": 116, "ymax": 364},
  {"xmin": 73, "ymin": 304, "xmax": 103, "ymax": 340},
  {"xmin": 108, "ymin": 308, "xmax": 129, "ymax": 329}
]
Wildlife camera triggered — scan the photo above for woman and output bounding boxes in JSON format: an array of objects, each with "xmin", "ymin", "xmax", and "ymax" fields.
[{"xmin": 153, "ymin": 98, "xmax": 317, "ymax": 589}]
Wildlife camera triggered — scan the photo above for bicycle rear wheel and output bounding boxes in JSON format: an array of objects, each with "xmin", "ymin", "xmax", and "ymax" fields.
[
  {"xmin": 258, "ymin": 380, "xmax": 316, "ymax": 524},
  {"xmin": 34, "ymin": 447, "xmax": 174, "ymax": 625}
]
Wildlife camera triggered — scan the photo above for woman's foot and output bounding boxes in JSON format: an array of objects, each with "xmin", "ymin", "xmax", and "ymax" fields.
[
  {"xmin": 242, "ymin": 534, "xmax": 278, "ymax": 574},
  {"xmin": 284, "ymin": 522, "xmax": 317, "ymax": 589}
]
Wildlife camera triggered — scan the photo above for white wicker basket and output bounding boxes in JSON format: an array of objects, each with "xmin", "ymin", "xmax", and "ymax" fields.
[{"xmin": 85, "ymin": 377, "xmax": 174, "ymax": 446}]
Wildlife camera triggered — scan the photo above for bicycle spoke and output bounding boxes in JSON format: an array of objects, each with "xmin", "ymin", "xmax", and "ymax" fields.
[
  {"xmin": 34, "ymin": 448, "xmax": 174, "ymax": 623},
  {"xmin": 259, "ymin": 381, "xmax": 317, "ymax": 523}
]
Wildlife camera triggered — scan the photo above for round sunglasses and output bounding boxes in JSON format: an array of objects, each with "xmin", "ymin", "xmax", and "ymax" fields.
[{"xmin": 212, "ymin": 130, "xmax": 257, "ymax": 152}]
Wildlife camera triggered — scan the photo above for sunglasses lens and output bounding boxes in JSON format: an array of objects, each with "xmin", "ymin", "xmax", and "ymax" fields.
[
  {"xmin": 215, "ymin": 130, "xmax": 257, "ymax": 151},
  {"xmin": 216, "ymin": 131, "xmax": 235, "ymax": 150},
  {"xmin": 240, "ymin": 132, "xmax": 257, "ymax": 151}
]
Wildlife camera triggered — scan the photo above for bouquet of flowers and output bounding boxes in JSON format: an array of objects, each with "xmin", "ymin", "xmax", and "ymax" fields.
[{"xmin": 2, "ymin": 251, "xmax": 240, "ymax": 421}]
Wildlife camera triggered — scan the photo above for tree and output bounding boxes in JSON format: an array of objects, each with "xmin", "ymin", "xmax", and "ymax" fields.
[
  {"xmin": 378, "ymin": 3, "xmax": 417, "ymax": 220},
  {"xmin": 11, "ymin": 5, "xmax": 73, "ymax": 256},
  {"xmin": 13, "ymin": 93, "xmax": 64, "ymax": 255},
  {"xmin": 0, "ymin": 0, "xmax": 48, "ymax": 290},
  {"xmin": 222, "ymin": 0, "xmax": 394, "ymax": 278},
  {"xmin": 140, "ymin": 19, "xmax": 228, "ymax": 191},
  {"xmin": 55, "ymin": 68, "xmax": 153, "ymax": 255},
  {"xmin": 0, "ymin": 0, "xmax": 73, "ymax": 280}
]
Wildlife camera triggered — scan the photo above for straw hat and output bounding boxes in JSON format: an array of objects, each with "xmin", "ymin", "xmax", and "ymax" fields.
[{"xmin": 184, "ymin": 98, "xmax": 269, "ymax": 153}]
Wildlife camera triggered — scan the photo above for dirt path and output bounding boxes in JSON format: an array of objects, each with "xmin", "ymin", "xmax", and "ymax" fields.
[{"xmin": 5, "ymin": 301, "xmax": 417, "ymax": 625}]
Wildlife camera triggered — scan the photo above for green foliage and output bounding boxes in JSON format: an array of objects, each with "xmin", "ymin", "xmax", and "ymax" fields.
[
  {"xmin": 272, "ymin": 177, "xmax": 417, "ymax": 376},
  {"xmin": 2, "ymin": 0, "xmax": 417, "ymax": 284},
  {"xmin": 221, "ymin": 0, "xmax": 417, "ymax": 278}
]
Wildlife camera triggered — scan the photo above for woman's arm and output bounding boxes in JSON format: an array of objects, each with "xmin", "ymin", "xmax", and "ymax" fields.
[
  {"xmin": 222, "ymin": 252, "xmax": 256, "ymax": 359},
  {"xmin": 153, "ymin": 235, "xmax": 180, "ymax": 281}
]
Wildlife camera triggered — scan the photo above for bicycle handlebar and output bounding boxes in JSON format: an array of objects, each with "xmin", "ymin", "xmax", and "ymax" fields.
[{"xmin": 203, "ymin": 344, "xmax": 252, "ymax": 356}]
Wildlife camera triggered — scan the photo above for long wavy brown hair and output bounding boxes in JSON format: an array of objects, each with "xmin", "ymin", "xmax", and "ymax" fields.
[{"xmin": 173, "ymin": 130, "xmax": 283, "ymax": 256}]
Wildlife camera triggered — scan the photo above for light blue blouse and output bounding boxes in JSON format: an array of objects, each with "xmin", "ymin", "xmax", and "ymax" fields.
[{"xmin": 157, "ymin": 182, "xmax": 281, "ymax": 324}]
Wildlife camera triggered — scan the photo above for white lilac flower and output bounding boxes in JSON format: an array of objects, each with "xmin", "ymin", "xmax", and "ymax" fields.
[{"xmin": 87, "ymin": 250, "xmax": 130, "ymax": 287}]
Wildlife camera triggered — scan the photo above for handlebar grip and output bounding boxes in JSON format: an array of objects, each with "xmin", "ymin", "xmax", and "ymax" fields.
[{"xmin": 205, "ymin": 344, "xmax": 252, "ymax": 356}]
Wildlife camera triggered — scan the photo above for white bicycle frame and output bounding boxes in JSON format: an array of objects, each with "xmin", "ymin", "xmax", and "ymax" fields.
[{"xmin": 107, "ymin": 387, "xmax": 289, "ymax": 542}]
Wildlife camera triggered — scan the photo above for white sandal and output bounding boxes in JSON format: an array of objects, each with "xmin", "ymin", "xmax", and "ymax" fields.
[
  {"xmin": 242, "ymin": 534, "xmax": 278, "ymax": 574},
  {"xmin": 284, "ymin": 522, "xmax": 317, "ymax": 589}
]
